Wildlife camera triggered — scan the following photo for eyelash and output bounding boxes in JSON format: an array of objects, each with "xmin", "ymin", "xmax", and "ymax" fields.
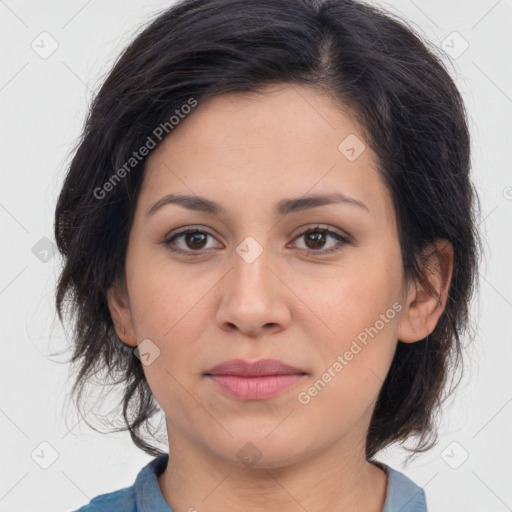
[{"xmin": 163, "ymin": 225, "xmax": 352, "ymax": 257}]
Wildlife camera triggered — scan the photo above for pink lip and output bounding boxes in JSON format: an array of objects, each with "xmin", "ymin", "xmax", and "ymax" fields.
[{"xmin": 205, "ymin": 359, "xmax": 307, "ymax": 400}]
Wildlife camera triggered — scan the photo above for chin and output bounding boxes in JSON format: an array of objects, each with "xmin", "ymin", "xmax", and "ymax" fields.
[{"xmin": 206, "ymin": 429, "xmax": 313, "ymax": 470}]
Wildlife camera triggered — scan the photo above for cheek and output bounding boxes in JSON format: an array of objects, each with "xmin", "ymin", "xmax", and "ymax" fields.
[
  {"xmin": 130, "ymin": 280, "xmax": 210, "ymax": 364},
  {"xmin": 300, "ymin": 256, "xmax": 402, "ymax": 347},
  {"xmin": 126, "ymin": 242, "xmax": 209, "ymax": 341},
  {"xmin": 127, "ymin": 267, "xmax": 210, "ymax": 414},
  {"xmin": 123, "ymin": 268, "xmax": 208, "ymax": 413},
  {"xmin": 294, "ymin": 285, "xmax": 400, "ymax": 438},
  {"xmin": 294, "ymin": 251, "xmax": 402, "ymax": 407}
]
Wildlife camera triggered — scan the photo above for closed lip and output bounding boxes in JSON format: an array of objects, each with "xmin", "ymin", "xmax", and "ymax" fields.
[{"xmin": 205, "ymin": 358, "xmax": 307, "ymax": 377}]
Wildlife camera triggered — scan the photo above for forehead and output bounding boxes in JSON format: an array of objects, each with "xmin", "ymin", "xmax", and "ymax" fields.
[
  {"xmin": 140, "ymin": 84, "xmax": 394, "ymax": 224},
  {"xmin": 155, "ymin": 84, "xmax": 363, "ymax": 156}
]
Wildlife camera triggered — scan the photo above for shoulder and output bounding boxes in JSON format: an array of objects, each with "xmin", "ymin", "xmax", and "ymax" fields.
[
  {"xmin": 70, "ymin": 454, "xmax": 171, "ymax": 512},
  {"xmin": 71, "ymin": 485, "xmax": 137, "ymax": 512},
  {"xmin": 379, "ymin": 463, "xmax": 428, "ymax": 512}
]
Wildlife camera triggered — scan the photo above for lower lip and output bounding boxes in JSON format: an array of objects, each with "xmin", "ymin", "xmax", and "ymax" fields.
[{"xmin": 207, "ymin": 374, "xmax": 306, "ymax": 400}]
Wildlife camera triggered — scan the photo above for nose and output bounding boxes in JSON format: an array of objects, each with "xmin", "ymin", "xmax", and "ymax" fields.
[{"xmin": 215, "ymin": 243, "xmax": 291, "ymax": 337}]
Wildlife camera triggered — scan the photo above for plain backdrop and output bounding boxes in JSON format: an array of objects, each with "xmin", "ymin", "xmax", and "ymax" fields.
[{"xmin": 1, "ymin": 1, "xmax": 511, "ymax": 511}]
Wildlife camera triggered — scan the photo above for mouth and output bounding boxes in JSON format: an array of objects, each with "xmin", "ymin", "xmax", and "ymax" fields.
[{"xmin": 204, "ymin": 358, "xmax": 308, "ymax": 400}]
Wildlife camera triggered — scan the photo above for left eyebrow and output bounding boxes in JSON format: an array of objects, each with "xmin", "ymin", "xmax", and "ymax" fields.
[
  {"xmin": 275, "ymin": 193, "xmax": 370, "ymax": 215},
  {"xmin": 145, "ymin": 192, "xmax": 370, "ymax": 218}
]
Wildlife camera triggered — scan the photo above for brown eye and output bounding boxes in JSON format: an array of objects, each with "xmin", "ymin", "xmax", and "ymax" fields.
[
  {"xmin": 164, "ymin": 225, "xmax": 351, "ymax": 257},
  {"xmin": 291, "ymin": 225, "xmax": 351, "ymax": 255},
  {"xmin": 184, "ymin": 232, "xmax": 208, "ymax": 250},
  {"xmin": 164, "ymin": 228, "xmax": 221, "ymax": 255},
  {"xmin": 304, "ymin": 230, "xmax": 327, "ymax": 250}
]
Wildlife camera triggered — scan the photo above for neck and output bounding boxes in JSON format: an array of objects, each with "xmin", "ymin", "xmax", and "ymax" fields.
[{"xmin": 157, "ymin": 429, "xmax": 387, "ymax": 512}]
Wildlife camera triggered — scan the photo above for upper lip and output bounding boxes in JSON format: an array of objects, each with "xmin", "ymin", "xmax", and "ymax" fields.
[{"xmin": 205, "ymin": 358, "xmax": 307, "ymax": 377}]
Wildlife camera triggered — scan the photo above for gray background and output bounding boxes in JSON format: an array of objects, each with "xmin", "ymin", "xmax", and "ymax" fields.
[{"xmin": 1, "ymin": 0, "xmax": 511, "ymax": 511}]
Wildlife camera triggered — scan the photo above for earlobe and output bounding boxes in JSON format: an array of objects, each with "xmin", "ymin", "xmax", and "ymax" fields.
[
  {"xmin": 397, "ymin": 238, "xmax": 454, "ymax": 344},
  {"xmin": 106, "ymin": 280, "xmax": 138, "ymax": 347}
]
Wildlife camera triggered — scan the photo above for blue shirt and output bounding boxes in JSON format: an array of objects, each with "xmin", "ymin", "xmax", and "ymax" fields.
[{"xmin": 72, "ymin": 453, "xmax": 427, "ymax": 511}]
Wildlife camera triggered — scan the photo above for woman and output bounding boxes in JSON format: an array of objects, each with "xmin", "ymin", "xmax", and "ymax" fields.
[{"xmin": 54, "ymin": 0, "xmax": 481, "ymax": 510}]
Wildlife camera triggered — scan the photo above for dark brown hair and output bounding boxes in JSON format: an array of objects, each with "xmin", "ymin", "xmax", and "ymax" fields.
[{"xmin": 54, "ymin": 0, "xmax": 481, "ymax": 459}]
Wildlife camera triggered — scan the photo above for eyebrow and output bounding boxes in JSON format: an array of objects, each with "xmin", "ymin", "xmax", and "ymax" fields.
[{"xmin": 146, "ymin": 192, "xmax": 370, "ymax": 218}]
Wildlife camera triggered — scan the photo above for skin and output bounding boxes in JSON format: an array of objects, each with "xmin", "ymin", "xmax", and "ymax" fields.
[{"xmin": 107, "ymin": 83, "xmax": 453, "ymax": 512}]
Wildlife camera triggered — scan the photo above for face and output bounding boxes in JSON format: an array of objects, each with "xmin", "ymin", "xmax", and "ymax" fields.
[{"xmin": 109, "ymin": 84, "xmax": 416, "ymax": 468}]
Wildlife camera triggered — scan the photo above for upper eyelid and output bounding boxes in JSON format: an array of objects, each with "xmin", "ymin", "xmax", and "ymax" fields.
[{"xmin": 166, "ymin": 224, "xmax": 346, "ymax": 238}]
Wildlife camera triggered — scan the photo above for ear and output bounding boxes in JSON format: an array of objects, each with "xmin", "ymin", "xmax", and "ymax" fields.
[
  {"xmin": 106, "ymin": 278, "xmax": 138, "ymax": 347},
  {"xmin": 397, "ymin": 238, "xmax": 454, "ymax": 343}
]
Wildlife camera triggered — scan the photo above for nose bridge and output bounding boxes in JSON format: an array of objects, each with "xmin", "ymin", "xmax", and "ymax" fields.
[
  {"xmin": 216, "ymin": 233, "xmax": 290, "ymax": 334},
  {"xmin": 231, "ymin": 234, "xmax": 275, "ymax": 303}
]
